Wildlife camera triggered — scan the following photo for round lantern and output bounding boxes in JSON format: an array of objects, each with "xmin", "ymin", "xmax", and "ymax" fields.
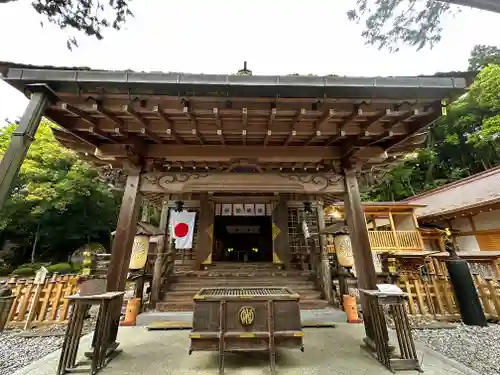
[
  {"xmin": 334, "ymin": 234, "xmax": 354, "ymax": 268},
  {"xmin": 129, "ymin": 235, "xmax": 149, "ymax": 270}
]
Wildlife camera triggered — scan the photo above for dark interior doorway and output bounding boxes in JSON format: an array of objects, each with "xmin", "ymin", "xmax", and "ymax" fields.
[{"xmin": 212, "ymin": 216, "xmax": 273, "ymax": 262}]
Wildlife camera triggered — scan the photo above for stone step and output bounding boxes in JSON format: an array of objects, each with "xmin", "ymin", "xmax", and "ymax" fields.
[
  {"xmin": 206, "ymin": 262, "xmax": 283, "ymax": 268},
  {"xmin": 174, "ymin": 270, "xmax": 310, "ymax": 277},
  {"xmin": 156, "ymin": 298, "xmax": 329, "ymax": 312},
  {"xmin": 164, "ymin": 285, "xmax": 318, "ymax": 296},
  {"xmin": 165, "ymin": 280, "xmax": 315, "ymax": 291},
  {"xmin": 162, "ymin": 290, "xmax": 322, "ymax": 302},
  {"xmin": 171, "ymin": 275, "xmax": 313, "ymax": 281}
]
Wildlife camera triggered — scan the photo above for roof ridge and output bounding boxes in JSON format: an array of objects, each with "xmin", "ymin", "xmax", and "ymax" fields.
[{"xmin": 404, "ymin": 165, "xmax": 500, "ymax": 201}]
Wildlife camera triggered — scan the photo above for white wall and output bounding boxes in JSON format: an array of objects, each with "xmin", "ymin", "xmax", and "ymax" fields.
[
  {"xmin": 473, "ymin": 209, "xmax": 500, "ymax": 231},
  {"xmin": 450, "ymin": 217, "xmax": 473, "ymax": 232},
  {"xmin": 450, "ymin": 217, "xmax": 478, "ymax": 251},
  {"xmin": 393, "ymin": 214, "xmax": 416, "ymax": 231},
  {"xmin": 448, "ymin": 209, "xmax": 500, "ymax": 251},
  {"xmin": 456, "ymin": 236, "xmax": 479, "ymax": 251}
]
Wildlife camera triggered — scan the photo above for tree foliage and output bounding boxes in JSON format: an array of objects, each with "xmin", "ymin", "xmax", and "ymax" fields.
[
  {"xmin": 364, "ymin": 48, "xmax": 500, "ymax": 202},
  {"xmin": 0, "ymin": 0, "xmax": 133, "ymax": 49},
  {"xmin": 348, "ymin": 0, "xmax": 457, "ymax": 52},
  {"xmin": 0, "ymin": 121, "xmax": 120, "ymax": 265},
  {"xmin": 469, "ymin": 45, "xmax": 500, "ymax": 71}
]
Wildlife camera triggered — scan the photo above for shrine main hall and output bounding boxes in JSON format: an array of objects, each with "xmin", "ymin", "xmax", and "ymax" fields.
[{"xmin": 0, "ymin": 62, "xmax": 468, "ymax": 346}]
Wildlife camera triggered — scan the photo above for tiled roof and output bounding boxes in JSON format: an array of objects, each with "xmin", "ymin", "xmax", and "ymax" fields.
[{"xmin": 404, "ymin": 166, "xmax": 500, "ymax": 218}]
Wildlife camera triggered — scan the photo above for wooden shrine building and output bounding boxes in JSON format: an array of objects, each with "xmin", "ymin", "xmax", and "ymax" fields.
[{"xmin": 0, "ymin": 61, "xmax": 468, "ymax": 345}]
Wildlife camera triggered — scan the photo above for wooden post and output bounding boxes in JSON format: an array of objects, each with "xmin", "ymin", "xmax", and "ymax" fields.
[
  {"xmin": 317, "ymin": 201, "xmax": 333, "ymax": 304},
  {"xmin": 150, "ymin": 200, "xmax": 169, "ymax": 307},
  {"xmin": 273, "ymin": 193, "xmax": 291, "ymax": 267},
  {"xmin": 159, "ymin": 200, "xmax": 169, "ymax": 231},
  {"xmin": 195, "ymin": 193, "xmax": 215, "ymax": 269},
  {"xmin": 140, "ymin": 201, "xmax": 150, "ymax": 223},
  {"xmin": 342, "ymin": 167, "xmax": 379, "ymax": 343},
  {"xmin": 106, "ymin": 169, "xmax": 142, "ymax": 343},
  {"xmin": 412, "ymin": 213, "xmax": 426, "ymax": 250},
  {"xmin": 0, "ymin": 91, "xmax": 51, "ymax": 210},
  {"xmin": 388, "ymin": 212, "xmax": 400, "ymax": 249},
  {"xmin": 150, "ymin": 236, "xmax": 165, "ymax": 307}
]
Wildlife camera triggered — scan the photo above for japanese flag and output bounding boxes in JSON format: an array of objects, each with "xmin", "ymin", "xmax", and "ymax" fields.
[{"xmin": 170, "ymin": 210, "xmax": 197, "ymax": 249}]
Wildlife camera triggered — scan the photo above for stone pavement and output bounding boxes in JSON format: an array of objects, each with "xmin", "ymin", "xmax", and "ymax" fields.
[
  {"xmin": 13, "ymin": 324, "xmax": 479, "ymax": 375},
  {"xmin": 136, "ymin": 308, "xmax": 348, "ymax": 327}
]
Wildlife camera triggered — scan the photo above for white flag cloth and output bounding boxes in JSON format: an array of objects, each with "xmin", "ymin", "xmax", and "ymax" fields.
[
  {"xmin": 244, "ymin": 204, "xmax": 255, "ymax": 216},
  {"xmin": 170, "ymin": 210, "xmax": 197, "ymax": 249},
  {"xmin": 233, "ymin": 204, "xmax": 245, "ymax": 216},
  {"xmin": 221, "ymin": 204, "xmax": 232, "ymax": 216},
  {"xmin": 255, "ymin": 203, "xmax": 266, "ymax": 216}
]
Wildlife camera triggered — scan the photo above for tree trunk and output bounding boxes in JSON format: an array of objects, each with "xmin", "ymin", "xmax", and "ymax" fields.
[{"xmin": 31, "ymin": 223, "xmax": 40, "ymax": 264}]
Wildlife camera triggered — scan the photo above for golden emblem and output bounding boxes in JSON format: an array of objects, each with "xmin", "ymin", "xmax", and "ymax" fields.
[{"xmin": 238, "ymin": 306, "xmax": 255, "ymax": 326}]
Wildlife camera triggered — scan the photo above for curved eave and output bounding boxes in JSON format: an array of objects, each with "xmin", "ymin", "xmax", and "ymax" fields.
[{"xmin": 1, "ymin": 64, "xmax": 467, "ymax": 101}]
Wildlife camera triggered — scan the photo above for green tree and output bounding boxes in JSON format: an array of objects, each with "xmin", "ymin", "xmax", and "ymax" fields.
[
  {"xmin": 348, "ymin": 1, "xmax": 499, "ymax": 52},
  {"xmin": 0, "ymin": 120, "xmax": 119, "ymax": 264},
  {"xmin": 0, "ymin": 0, "xmax": 133, "ymax": 49},
  {"xmin": 364, "ymin": 55, "xmax": 500, "ymax": 201},
  {"xmin": 469, "ymin": 45, "xmax": 500, "ymax": 71}
]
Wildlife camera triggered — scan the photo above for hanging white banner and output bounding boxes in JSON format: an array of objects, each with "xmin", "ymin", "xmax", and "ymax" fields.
[
  {"xmin": 221, "ymin": 204, "xmax": 232, "ymax": 216},
  {"xmin": 170, "ymin": 211, "xmax": 197, "ymax": 249},
  {"xmin": 244, "ymin": 204, "xmax": 255, "ymax": 216},
  {"xmin": 233, "ymin": 204, "xmax": 245, "ymax": 216},
  {"xmin": 255, "ymin": 203, "xmax": 266, "ymax": 216}
]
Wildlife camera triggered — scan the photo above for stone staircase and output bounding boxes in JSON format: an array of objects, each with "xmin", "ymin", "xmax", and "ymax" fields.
[{"xmin": 156, "ymin": 262, "xmax": 329, "ymax": 312}]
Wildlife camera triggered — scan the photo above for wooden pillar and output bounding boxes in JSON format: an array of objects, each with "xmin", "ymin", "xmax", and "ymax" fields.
[
  {"xmin": 106, "ymin": 169, "xmax": 142, "ymax": 343},
  {"xmin": 317, "ymin": 201, "xmax": 333, "ymax": 304},
  {"xmin": 343, "ymin": 167, "xmax": 378, "ymax": 343},
  {"xmin": 195, "ymin": 193, "xmax": 215, "ymax": 269},
  {"xmin": 159, "ymin": 200, "xmax": 169, "ymax": 231},
  {"xmin": 151, "ymin": 200, "xmax": 169, "ymax": 306},
  {"xmin": 273, "ymin": 193, "xmax": 291, "ymax": 267},
  {"xmin": 388, "ymin": 212, "xmax": 400, "ymax": 249},
  {"xmin": 141, "ymin": 201, "xmax": 150, "ymax": 223},
  {"xmin": 0, "ymin": 91, "xmax": 51, "ymax": 210}
]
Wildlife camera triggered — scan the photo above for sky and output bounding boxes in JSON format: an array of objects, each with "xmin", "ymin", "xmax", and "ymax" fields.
[{"xmin": 0, "ymin": 0, "xmax": 499, "ymax": 123}]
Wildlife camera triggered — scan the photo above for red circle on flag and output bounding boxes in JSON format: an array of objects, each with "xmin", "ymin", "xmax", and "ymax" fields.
[{"xmin": 174, "ymin": 223, "xmax": 189, "ymax": 238}]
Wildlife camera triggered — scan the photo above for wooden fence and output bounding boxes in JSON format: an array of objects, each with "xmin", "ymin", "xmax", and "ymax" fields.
[
  {"xmin": 1, "ymin": 275, "xmax": 79, "ymax": 328},
  {"xmin": 398, "ymin": 258, "xmax": 500, "ymax": 321}
]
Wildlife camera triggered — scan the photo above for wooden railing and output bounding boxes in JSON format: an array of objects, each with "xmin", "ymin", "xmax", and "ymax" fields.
[
  {"xmin": 368, "ymin": 231, "xmax": 422, "ymax": 251},
  {"xmin": 396, "ymin": 231, "xmax": 422, "ymax": 250},
  {"xmin": 2, "ymin": 275, "xmax": 79, "ymax": 328}
]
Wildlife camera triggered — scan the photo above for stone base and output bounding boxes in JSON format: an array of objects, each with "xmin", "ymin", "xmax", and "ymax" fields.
[{"xmin": 362, "ymin": 336, "xmax": 396, "ymax": 354}]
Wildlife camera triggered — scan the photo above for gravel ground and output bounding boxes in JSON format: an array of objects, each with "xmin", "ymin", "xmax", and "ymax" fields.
[
  {"xmin": 0, "ymin": 308, "xmax": 98, "ymax": 375},
  {"xmin": 413, "ymin": 323, "xmax": 500, "ymax": 375},
  {"xmin": 0, "ymin": 331, "xmax": 65, "ymax": 375}
]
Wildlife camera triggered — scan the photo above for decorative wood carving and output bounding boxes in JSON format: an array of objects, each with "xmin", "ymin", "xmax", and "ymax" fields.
[
  {"xmin": 140, "ymin": 172, "xmax": 345, "ymax": 194},
  {"xmin": 280, "ymin": 173, "xmax": 344, "ymax": 192},
  {"xmin": 144, "ymin": 173, "xmax": 210, "ymax": 188}
]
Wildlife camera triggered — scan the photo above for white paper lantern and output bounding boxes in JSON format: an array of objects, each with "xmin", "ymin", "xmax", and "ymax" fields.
[{"xmin": 334, "ymin": 234, "xmax": 354, "ymax": 268}]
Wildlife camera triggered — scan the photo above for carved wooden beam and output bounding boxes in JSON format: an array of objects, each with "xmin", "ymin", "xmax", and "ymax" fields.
[
  {"xmin": 152, "ymin": 105, "xmax": 183, "ymax": 144},
  {"xmin": 183, "ymin": 106, "xmax": 204, "ymax": 145},
  {"xmin": 213, "ymin": 108, "xmax": 225, "ymax": 145},
  {"xmin": 89, "ymin": 125, "xmax": 120, "ymax": 144},
  {"xmin": 264, "ymin": 108, "xmax": 277, "ymax": 146},
  {"xmin": 61, "ymin": 103, "xmax": 97, "ymax": 127},
  {"xmin": 123, "ymin": 104, "xmax": 163, "ymax": 144},
  {"xmin": 98, "ymin": 144, "xmax": 344, "ymax": 161},
  {"xmin": 284, "ymin": 108, "xmax": 306, "ymax": 146},
  {"xmin": 305, "ymin": 109, "xmax": 335, "ymax": 145},
  {"xmin": 242, "ymin": 108, "xmax": 248, "ymax": 145},
  {"xmin": 92, "ymin": 103, "xmax": 123, "ymax": 128}
]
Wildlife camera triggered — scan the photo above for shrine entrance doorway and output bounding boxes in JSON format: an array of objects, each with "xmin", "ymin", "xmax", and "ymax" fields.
[{"xmin": 213, "ymin": 215, "xmax": 273, "ymax": 263}]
